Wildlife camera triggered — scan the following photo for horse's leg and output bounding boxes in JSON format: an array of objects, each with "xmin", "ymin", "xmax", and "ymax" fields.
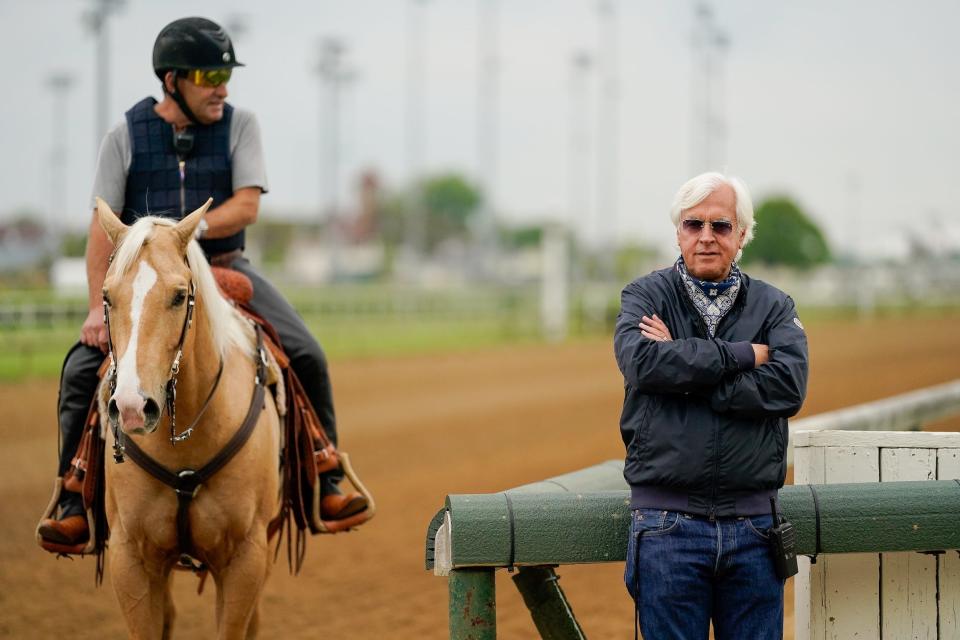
[
  {"xmin": 246, "ymin": 604, "xmax": 261, "ymax": 640},
  {"xmin": 109, "ymin": 539, "xmax": 168, "ymax": 640},
  {"xmin": 215, "ymin": 538, "xmax": 270, "ymax": 640},
  {"xmin": 246, "ymin": 540, "xmax": 273, "ymax": 639},
  {"xmin": 214, "ymin": 574, "xmax": 225, "ymax": 632},
  {"xmin": 161, "ymin": 573, "xmax": 176, "ymax": 640}
]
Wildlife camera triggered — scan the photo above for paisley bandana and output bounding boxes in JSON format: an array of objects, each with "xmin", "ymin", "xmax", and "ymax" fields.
[{"xmin": 675, "ymin": 257, "xmax": 741, "ymax": 337}]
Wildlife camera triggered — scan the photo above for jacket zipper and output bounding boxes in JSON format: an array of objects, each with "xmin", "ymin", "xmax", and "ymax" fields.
[
  {"xmin": 674, "ymin": 275, "xmax": 719, "ymax": 516},
  {"xmin": 709, "ymin": 427, "xmax": 720, "ymax": 520},
  {"xmin": 711, "ymin": 282, "xmax": 749, "ymax": 517},
  {"xmin": 178, "ymin": 159, "xmax": 186, "ymax": 217},
  {"xmin": 675, "ymin": 271, "xmax": 747, "ymax": 519}
]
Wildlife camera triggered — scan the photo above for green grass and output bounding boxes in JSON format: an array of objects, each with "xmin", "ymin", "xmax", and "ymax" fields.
[
  {"xmin": 3, "ymin": 286, "xmax": 957, "ymax": 382},
  {"xmin": 0, "ymin": 327, "xmax": 77, "ymax": 381},
  {"xmin": 0, "ymin": 312, "xmax": 547, "ymax": 381},
  {"xmin": 307, "ymin": 315, "xmax": 544, "ymax": 360},
  {"xmin": 0, "ymin": 284, "xmax": 549, "ymax": 380}
]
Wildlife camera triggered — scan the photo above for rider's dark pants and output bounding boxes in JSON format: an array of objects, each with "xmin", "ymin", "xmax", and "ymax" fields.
[
  {"xmin": 55, "ymin": 255, "xmax": 342, "ymax": 512},
  {"xmin": 230, "ymin": 256, "xmax": 342, "ymax": 493}
]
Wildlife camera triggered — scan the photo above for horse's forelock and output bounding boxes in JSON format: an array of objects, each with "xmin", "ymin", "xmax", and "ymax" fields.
[{"xmin": 109, "ymin": 217, "xmax": 169, "ymax": 278}]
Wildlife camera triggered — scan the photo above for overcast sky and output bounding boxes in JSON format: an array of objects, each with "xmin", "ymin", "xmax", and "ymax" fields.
[{"xmin": 2, "ymin": 0, "xmax": 959, "ymax": 259}]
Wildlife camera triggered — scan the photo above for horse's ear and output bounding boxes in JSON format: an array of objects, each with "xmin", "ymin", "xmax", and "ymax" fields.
[
  {"xmin": 174, "ymin": 198, "xmax": 213, "ymax": 251},
  {"xmin": 96, "ymin": 197, "xmax": 127, "ymax": 245}
]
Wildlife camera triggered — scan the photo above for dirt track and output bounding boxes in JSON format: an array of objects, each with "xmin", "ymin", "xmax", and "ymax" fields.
[{"xmin": 1, "ymin": 312, "xmax": 958, "ymax": 639}]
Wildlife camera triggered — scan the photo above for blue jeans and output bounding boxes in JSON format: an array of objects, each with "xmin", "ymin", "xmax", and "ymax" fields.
[{"xmin": 624, "ymin": 509, "xmax": 784, "ymax": 640}]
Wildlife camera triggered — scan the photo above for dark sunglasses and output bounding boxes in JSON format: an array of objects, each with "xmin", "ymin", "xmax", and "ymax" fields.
[
  {"xmin": 681, "ymin": 218, "xmax": 735, "ymax": 237},
  {"xmin": 183, "ymin": 68, "xmax": 233, "ymax": 88}
]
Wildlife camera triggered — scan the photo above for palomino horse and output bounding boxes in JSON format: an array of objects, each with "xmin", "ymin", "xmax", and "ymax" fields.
[{"xmin": 97, "ymin": 198, "xmax": 280, "ymax": 639}]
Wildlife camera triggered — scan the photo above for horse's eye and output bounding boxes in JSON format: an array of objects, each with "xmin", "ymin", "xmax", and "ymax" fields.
[{"xmin": 172, "ymin": 290, "xmax": 187, "ymax": 307}]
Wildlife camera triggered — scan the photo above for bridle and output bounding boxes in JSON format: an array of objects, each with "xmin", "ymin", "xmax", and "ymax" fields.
[
  {"xmin": 101, "ymin": 250, "xmax": 269, "ymax": 567},
  {"xmin": 104, "ymin": 272, "xmax": 224, "ymax": 463}
]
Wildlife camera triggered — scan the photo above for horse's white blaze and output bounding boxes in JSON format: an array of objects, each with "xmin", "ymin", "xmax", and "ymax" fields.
[{"xmin": 113, "ymin": 261, "xmax": 157, "ymax": 412}]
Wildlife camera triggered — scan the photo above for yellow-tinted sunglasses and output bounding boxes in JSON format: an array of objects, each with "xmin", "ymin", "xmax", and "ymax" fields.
[{"xmin": 185, "ymin": 68, "xmax": 233, "ymax": 88}]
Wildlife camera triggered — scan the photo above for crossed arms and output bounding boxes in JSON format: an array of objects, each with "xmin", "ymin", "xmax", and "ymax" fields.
[{"xmin": 614, "ymin": 281, "xmax": 808, "ymax": 418}]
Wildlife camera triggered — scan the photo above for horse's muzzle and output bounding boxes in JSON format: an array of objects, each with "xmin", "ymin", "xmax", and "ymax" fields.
[{"xmin": 108, "ymin": 392, "xmax": 163, "ymax": 435}]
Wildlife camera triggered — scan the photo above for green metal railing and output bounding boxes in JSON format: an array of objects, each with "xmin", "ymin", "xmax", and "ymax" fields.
[
  {"xmin": 426, "ymin": 461, "xmax": 960, "ymax": 639},
  {"xmin": 426, "ymin": 461, "xmax": 625, "ymax": 639}
]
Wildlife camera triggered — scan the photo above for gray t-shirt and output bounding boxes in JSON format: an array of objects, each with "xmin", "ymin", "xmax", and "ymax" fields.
[{"xmin": 89, "ymin": 103, "xmax": 269, "ymax": 211}]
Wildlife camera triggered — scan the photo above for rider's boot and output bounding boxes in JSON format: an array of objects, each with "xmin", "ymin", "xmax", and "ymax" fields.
[
  {"xmin": 38, "ymin": 492, "xmax": 88, "ymax": 544},
  {"xmin": 320, "ymin": 475, "xmax": 368, "ymax": 520}
]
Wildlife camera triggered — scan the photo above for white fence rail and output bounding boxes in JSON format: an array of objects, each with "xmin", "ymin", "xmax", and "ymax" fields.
[{"xmin": 790, "ymin": 379, "xmax": 960, "ymax": 434}]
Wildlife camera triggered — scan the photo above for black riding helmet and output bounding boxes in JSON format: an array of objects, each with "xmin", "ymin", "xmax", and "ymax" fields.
[{"xmin": 152, "ymin": 17, "xmax": 242, "ymax": 124}]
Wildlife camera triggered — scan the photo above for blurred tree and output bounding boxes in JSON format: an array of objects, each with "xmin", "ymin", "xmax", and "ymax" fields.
[
  {"xmin": 499, "ymin": 224, "xmax": 543, "ymax": 249},
  {"xmin": 740, "ymin": 197, "xmax": 831, "ymax": 269},
  {"xmin": 420, "ymin": 174, "xmax": 481, "ymax": 250},
  {"xmin": 379, "ymin": 193, "xmax": 407, "ymax": 249},
  {"xmin": 60, "ymin": 231, "xmax": 87, "ymax": 257},
  {"xmin": 615, "ymin": 242, "xmax": 660, "ymax": 281},
  {"xmin": 381, "ymin": 173, "xmax": 483, "ymax": 253}
]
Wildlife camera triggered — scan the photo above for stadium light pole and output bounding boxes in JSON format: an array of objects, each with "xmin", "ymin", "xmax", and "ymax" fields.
[
  {"xmin": 691, "ymin": 3, "xmax": 729, "ymax": 173},
  {"xmin": 475, "ymin": 0, "xmax": 500, "ymax": 278},
  {"xmin": 315, "ymin": 37, "xmax": 355, "ymax": 279},
  {"xmin": 405, "ymin": 0, "xmax": 429, "ymax": 264},
  {"xmin": 224, "ymin": 14, "xmax": 249, "ymax": 42},
  {"xmin": 83, "ymin": 0, "xmax": 124, "ymax": 156},
  {"xmin": 47, "ymin": 72, "xmax": 75, "ymax": 245},
  {"xmin": 596, "ymin": 0, "xmax": 620, "ymax": 277},
  {"xmin": 568, "ymin": 51, "xmax": 593, "ymax": 249},
  {"xmin": 710, "ymin": 30, "xmax": 730, "ymax": 170}
]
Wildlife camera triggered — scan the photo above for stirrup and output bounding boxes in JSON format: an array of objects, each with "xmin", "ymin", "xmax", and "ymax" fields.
[
  {"xmin": 311, "ymin": 453, "xmax": 376, "ymax": 534},
  {"xmin": 36, "ymin": 477, "xmax": 96, "ymax": 555}
]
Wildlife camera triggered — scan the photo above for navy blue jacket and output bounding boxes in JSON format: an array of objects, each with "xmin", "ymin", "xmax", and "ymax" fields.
[{"xmin": 614, "ymin": 265, "xmax": 808, "ymax": 517}]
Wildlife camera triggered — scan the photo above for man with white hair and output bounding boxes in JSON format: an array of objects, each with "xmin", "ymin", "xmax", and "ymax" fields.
[{"xmin": 615, "ymin": 172, "xmax": 809, "ymax": 638}]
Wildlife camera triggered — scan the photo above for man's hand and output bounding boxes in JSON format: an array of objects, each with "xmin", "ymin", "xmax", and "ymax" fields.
[
  {"xmin": 80, "ymin": 308, "xmax": 109, "ymax": 354},
  {"xmin": 640, "ymin": 314, "xmax": 673, "ymax": 342},
  {"xmin": 752, "ymin": 344, "xmax": 769, "ymax": 366}
]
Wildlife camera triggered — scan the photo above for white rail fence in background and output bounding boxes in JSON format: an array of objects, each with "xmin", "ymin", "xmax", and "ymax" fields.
[{"xmin": 786, "ymin": 379, "xmax": 960, "ymax": 464}]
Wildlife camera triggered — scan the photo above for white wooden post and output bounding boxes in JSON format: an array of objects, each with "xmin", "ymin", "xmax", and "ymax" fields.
[
  {"xmin": 793, "ymin": 431, "xmax": 960, "ymax": 640},
  {"xmin": 540, "ymin": 224, "xmax": 569, "ymax": 343},
  {"xmin": 880, "ymin": 448, "xmax": 937, "ymax": 640},
  {"xmin": 940, "ymin": 447, "xmax": 960, "ymax": 639}
]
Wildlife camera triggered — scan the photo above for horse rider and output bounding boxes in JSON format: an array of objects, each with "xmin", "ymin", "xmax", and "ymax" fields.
[{"xmin": 39, "ymin": 16, "xmax": 367, "ymax": 546}]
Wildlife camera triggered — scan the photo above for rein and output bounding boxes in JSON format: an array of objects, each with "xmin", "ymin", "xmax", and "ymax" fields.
[{"xmin": 169, "ymin": 358, "xmax": 225, "ymax": 444}]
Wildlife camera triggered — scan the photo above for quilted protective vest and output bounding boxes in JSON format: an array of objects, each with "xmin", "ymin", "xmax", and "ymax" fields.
[{"xmin": 122, "ymin": 97, "xmax": 242, "ymax": 256}]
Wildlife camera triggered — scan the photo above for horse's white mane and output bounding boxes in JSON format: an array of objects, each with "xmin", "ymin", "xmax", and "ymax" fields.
[{"xmin": 109, "ymin": 216, "xmax": 255, "ymax": 359}]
